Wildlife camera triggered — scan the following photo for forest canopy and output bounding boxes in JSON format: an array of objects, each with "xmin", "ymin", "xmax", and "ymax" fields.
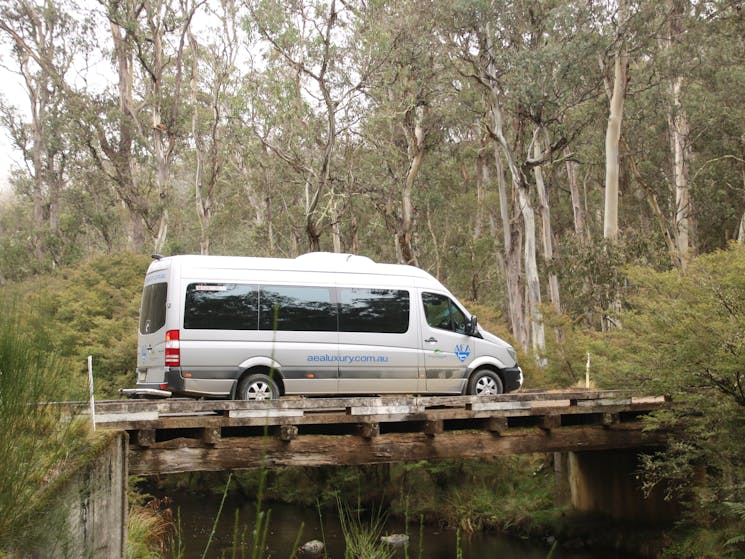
[{"xmin": 1, "ymin": 0, "xmax": 743, "ymax": 360}]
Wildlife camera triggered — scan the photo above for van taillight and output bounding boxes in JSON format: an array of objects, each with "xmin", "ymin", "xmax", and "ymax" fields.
[{"xmin": 165, "ymin": 330, "xmax": 180, "ymax": 367}]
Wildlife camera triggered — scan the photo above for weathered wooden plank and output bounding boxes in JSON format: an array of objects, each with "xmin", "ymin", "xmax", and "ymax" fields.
[
  {"xmin": 100, "ymin": 401, "xmax": 666, "ymax": 431},
  {"xmin": 228, "ymin": 409, "xmax": 304, "ymax": 419},
  {"xmin": 349, "ymin": 405, "xmax": 425, "ymax": 416},
  {"xmin": 95, "ymin": 389, "xmax": 640, "ymax": 417},
  {"xmin": 95, "ymin": 411, "xmax": 159, "ymax": 424},
  {"xmin": 470, "ymin": 401, "xmax": 531, "ymax": 411},
  {"xmin": 577, "ymin": 398, "xmax": 632, "ymax": 407},
  {"xmin": 90, "ymin": 390, "xmax": 668, "ymax": 433},
  {"xmin": 128, "ymin": 425, "xmax": 663, "ymax": 475}
]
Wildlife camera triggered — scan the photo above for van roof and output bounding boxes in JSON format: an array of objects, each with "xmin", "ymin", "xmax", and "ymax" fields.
[{"xmin": 150, "ymin": 252, "xmax": 438, "ymax": 282}]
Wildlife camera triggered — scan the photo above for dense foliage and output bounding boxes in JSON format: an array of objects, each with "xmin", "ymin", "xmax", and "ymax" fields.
[
  {"xmin": 594, "ymin": 244, "xmax": 745, "ymax": 557},
  {"xmin": 4, "ymin": 253, "xmax": 151, "ymax": 397},
  {"xmin": 0, "ymin": 302, "xmax": 91, "ymax": 553}
]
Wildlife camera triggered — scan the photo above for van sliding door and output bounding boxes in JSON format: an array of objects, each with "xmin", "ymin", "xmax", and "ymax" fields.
[
  {"xmin": 259, "ymin": 285, "xmax": 339, "ymax": 395},
  {"xmin": 337, "ymin": 287, "xmax": 421, "ymax": 394}
]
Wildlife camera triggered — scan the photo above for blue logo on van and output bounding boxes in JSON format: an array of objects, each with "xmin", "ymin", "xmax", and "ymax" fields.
[{"xmin": 455, "ymin": 344, "xmax": 471, "ymax": 362}]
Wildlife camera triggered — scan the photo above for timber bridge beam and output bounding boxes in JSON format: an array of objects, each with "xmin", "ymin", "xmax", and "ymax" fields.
[{"xmin": 93, "ymin": 390, "xmax": 668, "ymax": 476}]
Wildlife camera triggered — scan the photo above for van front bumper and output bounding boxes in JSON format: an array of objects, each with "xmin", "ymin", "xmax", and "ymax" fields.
[{"xmin": 501, "ymin": 366, "xmax": 523, "ymax": 392}]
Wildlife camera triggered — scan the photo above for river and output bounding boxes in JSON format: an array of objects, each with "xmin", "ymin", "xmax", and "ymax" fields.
[{"xmin": 167, "ymin": 493, "xmax": 637, "ymax": 559}]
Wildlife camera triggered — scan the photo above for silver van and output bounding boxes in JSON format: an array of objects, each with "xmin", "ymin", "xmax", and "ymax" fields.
[{"xmin": 135, "ymin": 253, "xmax": 522, "ymax": 399}]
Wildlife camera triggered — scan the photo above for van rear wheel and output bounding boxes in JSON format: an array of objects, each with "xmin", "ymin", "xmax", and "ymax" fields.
[
  {"xmin": 467, "ymin": 369, "xmax": 503, "ymax": 396},
  {"xmin": 237, "ymin": 374, "xmax": 279, "ymax": 401}
]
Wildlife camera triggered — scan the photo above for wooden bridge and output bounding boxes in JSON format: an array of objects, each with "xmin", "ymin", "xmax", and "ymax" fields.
[{"xmin": 92, "ymin": 390, "xmax": 668, "ymax": 476}]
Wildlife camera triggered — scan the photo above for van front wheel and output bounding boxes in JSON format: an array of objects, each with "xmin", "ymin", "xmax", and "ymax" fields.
[
  {"xmin": 237, "ymin": 374, "xmax": 279, "ymax": 401},
  {"xmin": 467, "ymin": 369, "xmax": 503, "ymax": 396}
]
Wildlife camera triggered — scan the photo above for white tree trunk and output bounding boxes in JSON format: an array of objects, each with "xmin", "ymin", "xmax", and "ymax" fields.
[
  {"xmin": 565, "ymin": 148, "xmax": 586, "ymax": 239},
  {"xmin": 667, "ymin": 0, "xmax": 693, "ymax": 267},
  {"xmin": 669, "ymin": 75, "xmax": 691, "ymax": 267},
  {"xmin": 487, "ymin": 79, "xmax": 544, "ymax": 356},
  {"xmin": 534, "ymin": 128, "xmax": 560, "ymax": 312},
  {"xmin": 739, "ymin": 150, "xmax": 745, "ymax": 244},
  {"xmin": 603, "ymin": 50, "xmax": 627, "ymax": 242}
]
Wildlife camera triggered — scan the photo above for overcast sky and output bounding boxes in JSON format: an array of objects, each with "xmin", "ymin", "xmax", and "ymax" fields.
[{"xmin": 0, "ymin": 59, "xmax": 27, "ymax": 193}]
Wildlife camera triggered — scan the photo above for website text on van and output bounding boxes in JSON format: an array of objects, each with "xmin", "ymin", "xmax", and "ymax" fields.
[{"xmin": 135, "ymin": 253, "xmax": 523, "ymax": 400}]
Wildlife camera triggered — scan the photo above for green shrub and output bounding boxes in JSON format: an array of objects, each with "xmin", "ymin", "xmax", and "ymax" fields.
[{"xmin": 0, "ymin": 301, "xmax": 91, "ymax": 552}]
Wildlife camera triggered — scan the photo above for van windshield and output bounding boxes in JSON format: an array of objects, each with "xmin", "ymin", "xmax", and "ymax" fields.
[{"xmin": 139, "ymin": 282, "xmax": 167, "ymax": 334}]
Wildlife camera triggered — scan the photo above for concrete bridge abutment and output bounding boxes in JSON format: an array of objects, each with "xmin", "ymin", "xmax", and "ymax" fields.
[{"xmin": 555, "ymin": 449, "xmax": 678, "ymax": 525}]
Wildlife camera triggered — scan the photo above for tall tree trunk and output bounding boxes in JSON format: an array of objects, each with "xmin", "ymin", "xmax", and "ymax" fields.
[
  {"xmin": 667, "ymin": 0, "xmax": 692, "ymax": 268},
  {"xmin": 108, "ymin": 11, "xmax": 146, "ymax": 251},
  {"xmin": 534, "ymin": 128, "xmax": 560, "ymax": 312},
  {"xmin": 398, "ymin": 104, "xmax": 425, "ymax": 266},
  {"xmin": 486, "ymin": 81, "xmax": 541, "ymax": 354},
  {"xmin": 603, "ymin": 47, "xmax": 628, "ymax": 242},
  {"xmin": 564, "ymin": 148, "xmax": 586, "ymax": 239},
  {"xmin": 669, "ymin": 79, "xmax": 691, "ymax": 266},
  {"xmin": 739, "ymin": 146, "xmax": 745, "ymax": 244}
]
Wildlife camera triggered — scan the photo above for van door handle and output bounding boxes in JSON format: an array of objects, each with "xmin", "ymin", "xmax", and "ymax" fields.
[{"xmin": 424, "ymin": 337, "xmax": 438, "ymax": 344}]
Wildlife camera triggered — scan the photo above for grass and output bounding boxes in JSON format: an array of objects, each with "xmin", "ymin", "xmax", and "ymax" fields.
[
  {"xmin": 0, "ymin": 299, "xmax": 91, "ymax": 553},
  {"xmin": 337, "ymin": 498, "xmax": 394, "ymax": 559}
]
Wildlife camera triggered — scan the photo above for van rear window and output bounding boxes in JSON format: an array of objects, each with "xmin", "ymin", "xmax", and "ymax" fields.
[
  {"xmin": 139, "ymin": 282, "xmax": 168, "ymax": 334},
  {"xmin": 184, "ymin": 283, "xmax": 258, "ymax": 330}
]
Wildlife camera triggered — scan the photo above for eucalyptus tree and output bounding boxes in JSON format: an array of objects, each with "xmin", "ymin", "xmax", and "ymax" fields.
[
  {"xmin": 601, "ymin": 0, "xmax": 628, "ymax": 243},
  {"xmin": 0, "ymin": 0, "xmax": 81, "ymax": 266},
  {"xmin": 88, "ymin": 0, "xmax": 202, "ymax": 253},
  {"xmin": 246, "ymin": 0, "xmax": 370, "ymax": 252},
  {"xmin": 187, "ymin": 0, "xmax": 242, "ymax": 255},
  {"xmin": 660, "ymin": 0, "xmax": 745, "ymax": 253},
  {"xmin": 447, "ymin": 0, "xmax": 603, "ymax": 354},
  {"xmin": 352, "ymin": 0, "xmax": 450, "ymax": 266}
]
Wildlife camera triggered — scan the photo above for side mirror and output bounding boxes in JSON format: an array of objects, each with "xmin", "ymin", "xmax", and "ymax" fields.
[{"xmin": 465, "ymin": 315, "xmax": 478, "ymax": 336}]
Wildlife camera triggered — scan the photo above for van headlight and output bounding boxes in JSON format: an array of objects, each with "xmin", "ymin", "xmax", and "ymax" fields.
[{"xmin": 507, "ymin": 347, "xmax": 517, "ymax": 363}]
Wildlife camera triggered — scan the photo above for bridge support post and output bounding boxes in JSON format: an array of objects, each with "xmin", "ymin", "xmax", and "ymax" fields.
[{"xmin": 564, "ymin": 449, "xmax": 677, "ymax": 524}]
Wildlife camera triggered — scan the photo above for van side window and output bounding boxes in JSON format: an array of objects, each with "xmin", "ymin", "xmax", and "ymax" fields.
[
  {"xmin": 422, "ymin": 292, "xmax": 467, "ymax": 334},
  {"xmin": 339, "ymin": 288, "xmax": 409, "ymax": 333},
  {"xmin": 184, "ymin": 283, "xmax": 258, "ymax": 330},
  {"xmin": 139, "ymin": 282, "xmax": 168, "ymax": 334},
  {"xmin": 260, "ymin": 286, "xmax": 336, "ymax": 332}
]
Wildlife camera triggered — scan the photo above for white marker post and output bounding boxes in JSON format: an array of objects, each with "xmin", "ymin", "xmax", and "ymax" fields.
[{"xmin": 88, "ymin": 355, "xmax": 96, "ymax": 431}]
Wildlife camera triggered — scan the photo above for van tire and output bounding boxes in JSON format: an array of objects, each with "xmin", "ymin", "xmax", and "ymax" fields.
[
  {"xmin": 237, "ymin": 374, "xmax": 279, "ymax": 401},
  {"xmin": 467, "ymin": 369, "xmax": 504, "ymax": 396}
]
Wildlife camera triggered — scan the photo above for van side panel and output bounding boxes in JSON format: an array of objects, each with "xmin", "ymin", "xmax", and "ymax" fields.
[{"xmin": 337, "ymin": 293, "xmax": 421, "ymax": 393}]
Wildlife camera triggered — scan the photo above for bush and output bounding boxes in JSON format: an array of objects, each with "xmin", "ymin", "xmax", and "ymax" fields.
[
  {"xmin": 0, "ymin": 301, "xmax": 91, "ymax": 552},
  {"xmin": 595, "ymin": 244, "xmax": 745, "ymax": 547}
]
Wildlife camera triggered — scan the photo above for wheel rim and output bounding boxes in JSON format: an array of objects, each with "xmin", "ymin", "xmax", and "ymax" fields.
[
  {"xmin": 475, "ymin": 376, "xmax": 499, "ymax": 395},
  {"xmin": 246, "ymin": 381, "xmax": 272, "ymax": 400}
]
